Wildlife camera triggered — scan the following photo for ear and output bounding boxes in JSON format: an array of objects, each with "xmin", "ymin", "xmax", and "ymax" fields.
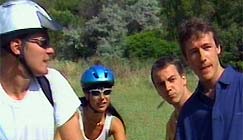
[
  {"xmin": 9, "ymin": 39, "xmax": 22, "ymax": 55},
  {"xmin": 181, "ymin": 74, "xmax": 187, "ymax": 86},
  {"xmin": 216, "ymin": 45, "xmax": 221, "ymax": 55},
  {"xmin": 182, "ymin": 75, "xmax": 186, "ymax": 79}
]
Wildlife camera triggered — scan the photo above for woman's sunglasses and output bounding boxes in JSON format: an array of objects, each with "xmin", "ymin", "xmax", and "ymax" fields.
[{"xmin": 88, "ymin": 88, "xmax": 112, "ymax": 96}]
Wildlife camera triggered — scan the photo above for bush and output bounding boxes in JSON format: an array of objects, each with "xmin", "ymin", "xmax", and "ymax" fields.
[
  {"xmin": 236, "ymin": 61, "xmax": 243, "ymax": 72},
  {"xmin": 123, "ymin": 31, "xmax": 180, "ymax": 59},
  {"xmin": 54, "ymin": 28, "xmax": 95, "ymax": 61}
]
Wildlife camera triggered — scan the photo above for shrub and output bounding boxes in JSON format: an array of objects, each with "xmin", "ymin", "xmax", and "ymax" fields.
[{"xmin": 123, "ymin": 30, "xmax": 180, "ymax": 59}]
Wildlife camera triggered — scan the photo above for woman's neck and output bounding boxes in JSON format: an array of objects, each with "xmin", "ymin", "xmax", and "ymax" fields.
[{"xmin": 83, "ymin": 106, "xmax": 105, "ymax": 125}]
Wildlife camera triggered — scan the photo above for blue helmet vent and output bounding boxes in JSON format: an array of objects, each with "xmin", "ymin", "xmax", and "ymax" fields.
[
  {"xmin": 93, "ymin": 72, "xmax": 99, "ymax": 78},
  {"xmin": 81, "ymin": 65, "xmax": 115, "ymax": 89},
  {"xmin": 104, "ymin": 71, "xmax": 108, "ymax": 78}
]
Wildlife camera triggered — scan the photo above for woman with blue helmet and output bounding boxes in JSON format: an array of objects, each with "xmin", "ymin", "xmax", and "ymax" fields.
[{"xmin": 79, "ymin": 64, "xmax": 126, "ymax": 140}]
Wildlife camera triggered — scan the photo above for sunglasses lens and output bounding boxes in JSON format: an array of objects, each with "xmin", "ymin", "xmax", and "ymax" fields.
[
  {"xmin": 89, "ymin": 88, "xmax": 112, "ymax": 96},
  {"xmin": 90, "ymin": 90, "xmax": 100, "ymax": 96},
  {"xmin": 103, "ymin": 90, "xmax": 112, "ymax": 95},
  {"xmin": 40, "ymin": 40, "xmax": 49, "ymax": 48},
  {"xmin": 26, "ymin": 38, "xmax": 50, "ymax": 49}
]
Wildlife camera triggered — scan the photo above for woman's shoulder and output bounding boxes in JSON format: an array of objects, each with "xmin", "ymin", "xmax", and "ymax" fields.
[
  {"xmin": 108, "ymin": 114, "xmax": 127, "ymax": 139},
  {"xmin": 109, "ymin": 115, "xmax": 124, "ymax": 130}
]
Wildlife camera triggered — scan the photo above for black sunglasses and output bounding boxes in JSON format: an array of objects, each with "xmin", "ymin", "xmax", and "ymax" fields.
[
  {"xmin": 26, "ymin": 38, "xmax": 50, "ymax": 49},
  {"xmin": 88, "ymin": 88, "xmax": 112, "ymax": 96}
]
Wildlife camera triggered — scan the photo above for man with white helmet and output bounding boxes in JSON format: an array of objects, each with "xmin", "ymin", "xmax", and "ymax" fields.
[{"xmin": 0, "ymin": 0, "xmax": 83, "ymax": 140}]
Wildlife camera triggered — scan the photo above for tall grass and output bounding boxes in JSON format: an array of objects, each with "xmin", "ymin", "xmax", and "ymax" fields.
[{"xmin": 49, "ymin": 58, "xmax": 197, "ymax": 140}]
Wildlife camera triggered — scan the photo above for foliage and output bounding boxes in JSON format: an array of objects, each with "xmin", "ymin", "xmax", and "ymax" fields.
[
  {"xmin": 160, "ymin": 0, "xmax": 242, "ymax": 65},
  {"xmin": 212, "ymin": 0, "xmax": 243, "ymax": 68},
  {"xmin": 50, "ymin": 9, "xmax": 79, "ymax": 27},
  {"xmin": 123, "ymin": 30, "xmax": 180, "ymax": 59},
  {"xmin": 76, "ymin": 0, "xmax": 108, "ymax": 20},
  {"xmin": 39, "ymin": 0, "xmax": 85, "ymax": 28},
  {"xmin": 125, "ymin": 0, "xmax": 164, "ymax": 34},
  {"xmin": 0, "ymin": 0, "xmax": 241, "ymax": 65},
  {"xmin": 220, "ymin": 23, "xmax": 242, "ymax": 66},
  {"xmin": 54, "ymin": 28, "xmax": 93, "ymax": 61},
  {"xmin": 84, "ymin": 2, "xmax": 127, "ymax": 57},
  {"xmin": 235, "ymin": 61, "xmax": 243, "ymax": 72},
  {"xmin": 83, "ymin": 0, "xmax": 163, "ymax": 58},
  {"xmin": 160, "ymin": 0, "xmax": 217, "ymax": 40}
]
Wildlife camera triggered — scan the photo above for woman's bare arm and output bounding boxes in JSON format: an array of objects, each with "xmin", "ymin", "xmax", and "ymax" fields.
[
  {"xmin": 110, "ymin": 117, "xmax": 127, "ymax": 140},
  {"xmin": 57, "ymin": 112, "xmax": 84, "ymax": 140}
]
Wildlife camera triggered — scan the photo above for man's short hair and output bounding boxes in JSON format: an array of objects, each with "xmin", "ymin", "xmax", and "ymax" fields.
[
  {"xmin": 178, "ymin": 17, "xmax": 220, "ymax": 58},
  {"xmin": 151, "ymin": 56, "xmax": 185, "ymax": 85}
]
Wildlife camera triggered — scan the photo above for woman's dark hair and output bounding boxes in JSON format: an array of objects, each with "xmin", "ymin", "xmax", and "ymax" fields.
[{"xmin": 79, "ymin": 97, "xmax": 126, "ymax": 132}]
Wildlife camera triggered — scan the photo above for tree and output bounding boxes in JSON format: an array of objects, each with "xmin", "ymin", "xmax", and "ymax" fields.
[
  {"xmin": 160, "ymin": 0, "xmax": 242, "ymax": 67},
  {"xmin": 84, "ymin": 1, "xmax": 127, "ymax": 57},
  {"xmin": 83, "ymin": 0, "xmax": 164, "ymax": 58},
  {"xmin": 125, "ymin": 0, "xmax": 163, "ymax": 34},
  {"xmin": 160, "ymin": 0, "xmax": 215, "ymax": 40}
]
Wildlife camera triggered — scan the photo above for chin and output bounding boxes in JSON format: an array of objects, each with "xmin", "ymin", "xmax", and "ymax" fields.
[
  {"xmin": 34, "ymin": 69, "xmax": 48, "ymax": 76},
  {"xmin": 97, "ymin": 106, "xmax": 108, "ymax": 112},
  {"xmin": 95, "ymin": 109, "xmax": 106, "ymax": 113},
  {"xmin": 170, "ymin": 99, "xmax": 179, "ymax": 105},
  {"xmin": 199, "ymin": 74, "xmax": 213, "ymax": 82}
]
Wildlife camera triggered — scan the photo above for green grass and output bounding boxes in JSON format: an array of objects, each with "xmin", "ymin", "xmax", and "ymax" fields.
[
  {"xmin": 112, "ymin": 84, "xmax": 174, "ymax": 140},
  {"xmin": 50, "ymin": 59, "xmax": 197, "ymax": 140}
]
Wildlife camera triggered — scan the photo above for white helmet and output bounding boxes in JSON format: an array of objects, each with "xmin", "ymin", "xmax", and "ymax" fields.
[{"xmin": 0, "ymin": 0, "xmax": 62, "ymax": 35}]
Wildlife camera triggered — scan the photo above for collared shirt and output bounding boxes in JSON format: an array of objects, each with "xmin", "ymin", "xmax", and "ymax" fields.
[{"xmin": 176, "ymin": 66, "xmax": 243, "ymax": 140}]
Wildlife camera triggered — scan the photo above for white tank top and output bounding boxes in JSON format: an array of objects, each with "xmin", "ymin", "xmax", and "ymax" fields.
[{"xmin": 79, "ymin": 107, "xmax": 114, "ymax": 140}]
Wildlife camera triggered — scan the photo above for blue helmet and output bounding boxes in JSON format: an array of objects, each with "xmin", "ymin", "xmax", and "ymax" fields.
[{"xmin": 81, "ymin": 65, "xmax": 115, "ymax": 89}]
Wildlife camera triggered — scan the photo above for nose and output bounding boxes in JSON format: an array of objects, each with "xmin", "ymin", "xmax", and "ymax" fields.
[
  {"xmin": 165, "ymin": 81, "xmax": 171, "ymax": 92},
  {"xmin": 46, "ymin": 47, "xmax": 55, "ymax": 57},
  {"xmin": 199, "ymin": 48, "xmax": 206, "ymax": 62},
  {"xmin": 99, "ymin": 92, "xmax": 105, "ymax": 99}
]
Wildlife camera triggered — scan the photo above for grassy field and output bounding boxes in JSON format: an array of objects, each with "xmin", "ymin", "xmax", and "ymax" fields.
[{"xmin": 50, "ymin": 58, "xmax": 198, "ymax": 140}]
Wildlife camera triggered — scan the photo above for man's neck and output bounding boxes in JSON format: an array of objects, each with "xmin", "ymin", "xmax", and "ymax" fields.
[
  {"xmin": 175, "ymin": 88, "xmax": 192, "ymax": 112},
  {"xmin": 202, "ymin": 65, "xmax": 224, "ymax": 89},
  {"xmin": 204, "ymin": 88, "xmax": 215, "ymax": 100},
  {"xmin": 200, "ymin": 66, "xmax": 225, "ymax": 100},
  {"xmin": 0, "ymin": 65, "xmax": 31, "ymax": 100}
]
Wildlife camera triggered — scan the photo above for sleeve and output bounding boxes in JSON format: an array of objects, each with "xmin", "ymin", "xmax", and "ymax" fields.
[{"xmin": 46, "ymin": 68, "xmax": 81, "ymax": 127}]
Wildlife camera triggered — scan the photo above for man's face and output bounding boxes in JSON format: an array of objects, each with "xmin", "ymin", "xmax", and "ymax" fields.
[
  {"xmin": 184, "ymin": 32, "xmax": 222, "ymax": 83},
  {"xmin": 153, "ymin": 64, "xmax": 187, "ymax": 105},
  {"xmin": 23, "ymin": 32, "xmax": 55, "ymax": 76}
]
